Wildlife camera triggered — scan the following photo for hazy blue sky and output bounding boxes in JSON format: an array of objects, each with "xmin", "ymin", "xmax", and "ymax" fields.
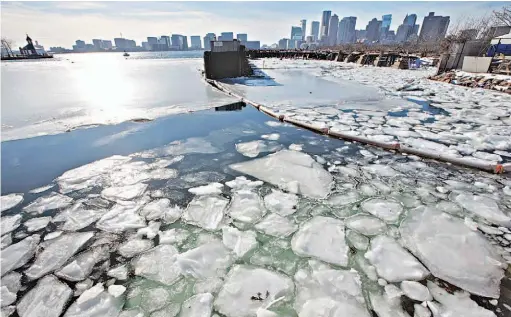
[{"xmin": 1, "ymin": 1, "xmax": 505, "ymax": 48}]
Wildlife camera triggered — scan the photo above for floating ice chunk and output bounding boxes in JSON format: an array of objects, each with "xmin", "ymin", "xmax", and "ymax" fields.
[
  {"xmin": 346, "ymin": 230, "xmax": 369, "ymax": 250},
  {"xmin": 189, "ymin": 183, "xmax": 224, "ymax": 195},
  {"xmin": 265, "ymin": 121, "xmax": 283, "ymax": 127},
  {"xmin": 108, "ymin": 285, "xmax": 126, "ymax": 297},
  {"xmin": 143, "ymin": 137, "xmax": 220, "ymax": 157},
  {"xmin": 60, "ymin": 203, "xmax": 105, "ymax": 231},
  {"xmin": 365, "ymin": 236, "xmax": 429, "ymax": 282},
  {"xmin": 414, "ymin": 304, "xmax": 431, "ymax": 317},
  {"xmin": 1, "ymin": 234, "xmax": 40, "ymax": 276},
  {"xmin": 1, "ymin": 272, "xmax": 21, "ymax": 303},
  {"xmin": 222, "ymin": 227, "xmax": 258, "ymax": 257},
  {"xmin": 136, "ymin": 221, "xmax": 160, "ymax": 239},
  {"xmin": 452, "ymin": 192, "xmax": 510, "ymax": 226},
  {"xmin": 403, "ymin": 138, "xmax": 449, "ymax": 153},
  {"xmin": 300, "ymin": 298, "xmax": 370, "ymax": 317},
  {"xmin": 107, "ymin": 265, "xmax": 128, "ymax": 281},
  {"xmin": 361, "ymin": 198, "xmax": 403, "ymax": 224},
  {"xmin": 263, "ymin": 189, "xmax": 298, "ymax": 216},
  {"xmin": 214, "ymin": 265, "xmax": 294, "ymax": 317},
  {"xmin": 132, "ymin": 245, "xmax": 181, "ymax": 285},
  {"xmin": 140, "ymin": 287, "xmax": 170, "ymax": 313},
  {"xmin": 101, "ymin": 183, "xmax": 148, "ymax": 201},
  {"xmin": 230, "ymin": 150, "xmax": 333, "ymax": 199},
  {"xmin": 369, "ymin": 292, "xmax": 410, "ymax": 317},
  {"xmin": 181, "ymin": 293, "xmax": 214, "ymax": 317},
  {"xmin": 229, "ymin": 189, "xmax": 266, "ymax": 223},
  {"xmin": 0, "ymin": 194, "xmax": 23, "ymax": 213},
  {"xmin": 400, "ymin": 206, "xmax": 505, "ymax": 298},
  {"xmin": 346, "ymin": 215, "xmax": 387, "ymax": 236},
  {"xmin": 96, "ymin": 203, "xmax": 147, "ymax": 233},
  {"xmin": 1, "ymin": 215, "xmax": 21, "ymax": 236},
  {"xmin": 139, "ymin": 199, "xmax": 173, "ymax": 221},
  {"xmin": 261, "ymin": 133, "xmax": 280, "ymax": 141},
  {"xmin": 194, "ymin": 277, "xmax": 225, "ymax": 295},
  {"xmin": 23, "ymin": 192, "xmax": 73, "ymax": 214},
  {"xmin": 1, "ymin": 233, "xmax": 12, "ymax": 249},
  {"xmin": 56, "ymin": 245, "xmax": 110, "ymax": 281},
  {"xmin": 289, "ymin": 144, "xmax": 303, "ymax": 151},
  {"xmin": 291, "ymin": 216, "xmax": 348, "ymax": 266},
  {"xmin": 25, "ymin": 231, "xmax": 94, "ymax": 280},
  {"xmin": 235, "ymin": 140, "xmax": 281, "ymax": 158},
  {"xmin": 64, "ymin": 283, "xmax": 124, "ymax": 317},
  {"xmin": 327, "ymin": 191, "xmax": 360, "ymax": 207},
  {"xmin": 472, "ymin": 151, "xmax": 502, "ymax": 162},
  {"xmin": 176, "ymin": 241, "xmax": 233, "ymax": 279},
  {"xmin": 426, "ymin": 281, "xmax": 496, "ymax": 317},
  {"xmin": 118, "ymin": 239, "xmax": 154, "ymax": 258},
  {"xmin": 384, "ymin": 284, "xmax": 404, "ymax": 299},
  {"xmin": 159, "ymin": 228, "xmax": 190, "ymax": 245},
  {"xmin": 119, "ymin": 308, "xmax": 144, "ymax": 317},
  {"xmin": 1, "ymin": 285, "xmax": 16, "ymax": 307},
  {"xmin": 225, "ymin": 176, "xmax": 263, "ymax": 190},
  {"xmin": 17, "ymin": 275, "xmax": 72, "ymax": 317},
  {"xmin": 400, "ymin": 281, "xmax": 432, "ymax": 302},
  {"xmin": 362, "ymin": 165, "xmax": 398, "ymax": 177},
  {"xmin": 57, "ymin": 155, "xmax": 131, "ymax": 193},
  {"xmin": 255, "ymin": 214, "xmax": 297, "ymax": 237},
  {"xmin": 28, "ymin": 184, "xmax": 54, "ymax": 194},
  {"xmin": 24, "ymin": 216, "xmax": 51, "ymax": 232},
  {"xmin": 183, "ymin": 195, "xmax": 228, "ymax": 230}
]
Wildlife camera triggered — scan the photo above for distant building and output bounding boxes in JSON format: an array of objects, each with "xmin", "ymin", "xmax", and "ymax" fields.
[
  {"xmin": 365, "ymin": 18, "xmax": 382, "ymax": 42},
  {"xmin": 114, "ymin": 38, "xmax": 126, "ymax": 49},
  {"xmin": 244, "ymin": 41, "xmax": 260, "ymax": 50},
  {"xmin": 203, "ymin": 33, "xmax": 216, "ymax": 50},
  {"xmin": 300, "ymin": 19, "xmax": 307, "ymax": 40},
  {"xmin": 236, "ymin": 33, "xmax": 248, "ymax": 42},
  {"xmin": 219, "ymin": 32, "xmax": 234, "ymax": 41},
  {"xmin": 141, "ymin": 42, "xmax": 150, "ymax": 51},
  {"xmin": 190, "ymin": 36, "xmax": 202, "ymax": 49},
  {"xmin": 306, "ymin": 35, "xmax": 314, "ymax": 43},
  {"xmin": 182, "ymin": 36, "xmax": 188, "ymax": 50},
  {"xmin": 419, "ymin": 12, "xmax": 450, "ymax": 42},
  {"xmin": 396, "ymin": 14, "xmax": 420, "ymax": 43},
  {"xmin": 320, "ymin": 10, "xmax": 332, "ymax": 39},
  {"xmin": 147, "ymin": 37, "xmax": 158, "ymax": 45},
  {"xmin": 92, "ymin": 39, "xmax": 102, "ymax": 50},
  {"xmin": 380, "ymin": 14, "xmax": 392, "ymax": 39},
  {"xmin": 355, "ymin": 29, "xmax": 367, "ymax": 42},
  {"xmin": 486, "ymin": 26, "xmax": 511, "ymax": 38},
  {"xmin": 161, "ymin": 36, "xmax": 171, "ymax": 48},
  {"xmin": 102, "ymin": 40, "xmax": 112, "ymax": 49},
  {"xmin": 291, "ymin": 26, "xmax": 303, "ymax": 41},
  {"xmin": 171, "ymin": 34, "xmax": 188, "ymax": 50},
  {"xmin": 459, "ymin": 29, "xmax": 478, "ymax": 40},
  {"xmin": 311, "ymin": 21, "xmax": 320, "ymax": 41},
  {"xmin": 327, "ymin": 14, "xmax": 339, "ymax": 46},
  {"xmin": 337, "ymin": 16, "xmax": 357, "ymax": 44},
  {"xmin": 278, "ymin": 38, "xmax": 289, "ymax": 49}
]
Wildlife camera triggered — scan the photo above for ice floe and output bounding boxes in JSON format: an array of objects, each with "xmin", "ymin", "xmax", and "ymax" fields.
[
  {"xmin": 400, "ymin": 206, "xmax": 505, "ymax": 298},
  {"xmin": 230, "ymin": 150, "xmax": 333, "ymax": 198},
  {"xmin": 181, "ymin": 293, "xmax": 214, "ymax": 317},
  {"xmin": 25, "ymin": 231, "xmax": 94, "ymax": 280},
  {"xmin": 1, "ymin": 215, "xmax": 22, "ymax": 236},
  {"xmin": 64, "ymin": 283, "xmax": 124, "ymax": 317},
  {"xmin": 176, "ymin": 241, "xmax": 233, "ymax": 279},
  {"xmin": 101, "ymin": 183, "xmax": 148, "ymax": 201},
  {"xmin": 17, "ymin": 275, "xmax": 72, "ymax": 317},
  {"xmin": 263, "ymin": 189, "xmax": 298, "ymax": 216},
  {"xmin": 183, "ymin": 195, "xmax": 228, "ymax": 230},
  {"xmin": 365, "ymin": 235, "xmax": 429, "ymax": 282},
  {"xmin": 255, "ymin": 213, "xmax": 297, "ymax": 237},
  {"xmin": 0, "ymin": 194, "xmax": 23, "ymax": 213},
  {"xmin": 132, "ymin": 245, "xmax": 181, "ymax": 285},
  {"xmin": 400, "ymin": 281, "xmax": 432, "ymax": 302},
  {"xmin": 291, "ymin": 216, "xmax": 349, "ymax": 266},
  {"xmin": 107, "ymin": 265, "xmax": 128, "ymax": 281},
  {"xmin": 118, "ymin": 238, "xmax": 154, "ymax": 258},
  {"xmin": 345, "ymin": 214, "xmax": 387, "ymax": 236},
  {"xmin": 188, "ymin": 183, "xmax": 224, "ymax": 195},
  {"xmin": 228, "ymin": 189, "xmax": 266, "ymax": 223},
  {"xmin": 1, "ymin": 234, "xmax": 40, "ymax": 276},
  {"xmin": 361, "ymin": 198, "xmax": 403, "ymax": 224},
  {"xmin": 214, "ymin": 265, "xmax": 294, "ymax": 317},
  {"xmin": 96, "ymin": 202, "xmax": 147, "ymax": 233},
  {"xmin": 222, "ymin": 227, "xmax": 258, "ymax": 257},
  {"xmin": 235, "ymin": 140, "xmax": 281, "ymax": 158},
  {"xmin": 451, "ymin": 192, "xmax": 511, "ymax": 226},
  {"xmin": 23, "ymin": 192, "xmax": 73, "ymax": 214},
  {"xmin": 55, "ymin": 245, "xmax": 110, "ymax": 281},
  {"xmin": 59, "ymin": 203, "xmax": 105, "ymax": 231},
  {"xmin": 23, "ymin": 216, "xmax": 51, "ymax": 232}
]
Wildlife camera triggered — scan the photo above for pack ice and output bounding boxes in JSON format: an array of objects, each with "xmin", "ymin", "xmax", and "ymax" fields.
[
  {"xmin": 400, "ymin": 206, "xmax": 505, "ymax": 298},
  {"xmin": 64, "ymin": 283, "xmax": 124, "ymax": 317},
  {"xmin": 214, "ymin": 265, "xmax": 294, "ymax": 317},
  {"xmin": 0, "ymin": 193, "xmax": 23, "ymax": 213},
  {"xmin": 1, "ymin": 235, "xmax": 40, "ymax": 276},
  {"xmin": 230, "ymin": 150, "xmax": 333, "ymax": 199},
  {"xmin": 132, "ymin": 245, "xmax": 181, "ymax": 285},
  {"xmin": 17, "ymin": 275, "xmax": 72, "ymax": 317}
]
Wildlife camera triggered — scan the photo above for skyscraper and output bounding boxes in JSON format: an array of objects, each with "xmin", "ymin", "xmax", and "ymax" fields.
[
  {"xmin": 182, "ymin": 36, "xmax": 188, "ymax": 50},
  {"xmin": 365, "ymin": 18, "xmax": 382, "ymax": 42},
  {"xmin": 381, "ymin": 14, "xmax": 392, "ymax": 39},
  {"xmin": 405, "ymin": 14, "xmax": 417, "ymax": 26},
  {"xmin": 92, "ymin": 39, "xmax": 102, "ymax": 50},
  {"xmin": 311, "ymin": 21, "xmax": 320, "ymax": 41},
  {"xmin": 337, "ymin": 16, "xmax": 357, "ymax": 44},
  {"xmin": 237, "ymin": 34, "xmax": 248, "ymax": 42},
  {"xmin": 161, "ymin": 36, "xmax": 171, "ymax": 48},
  {"xmin": 327, "ymin": 14, "xmax": 339, "ymax": 46},
  {"xmin": 419, "ymin": 12, "xmax": 450, "ymax": 42},
  {"xmin": 396, "ymin": 14, "xmax": 419, "ymax": 43},
  {"xmin": 203, "ymin": 33, "xmax": 216, "ymax": 50},
  {"xmin": 291, "ymin": 26, "xmax": 303, "ymax": 40},
  {"xmin": 320, "ymin": 11, "xmax": 332, "ymax": 39},
  {"xmin": 219, "ymin": 32, "xmax": 234, "ymax": 41},
  {"xmin": 300, "ymin": 19, "xmax": 307, "ymax": 40},
  {"xmin": 190, "ymin": 36, "xmax": 201, "ymax": 49},
  {"xmin": 278, "ymin": 38, "xmax": 289, "ymax": 49}
]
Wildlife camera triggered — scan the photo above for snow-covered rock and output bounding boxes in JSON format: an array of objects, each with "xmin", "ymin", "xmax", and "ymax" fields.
[
  {"xmin": 214, "ymin": 265, "xmax": 294, "ymax": 317},
  {"xmin": 25, "ymin": 231, "xmax": 94, "ymax": 280},
  {"xmin": 230, "ymin": 150, "xmax": 333, "ymax": 199},
  {"xmin": 365, "ymin": 236, "xmax": 429, "ymax": 282},
  {"xmin": 17, "ymin": 275, "xmax": 72, "ymax": 317},
  {"xmin": 291, "ymin": 216, "xmax": 349, "ymax": 266},
  {"xmin": 400, "ymin": 206, "xmax": 505, "ymax": 298}
]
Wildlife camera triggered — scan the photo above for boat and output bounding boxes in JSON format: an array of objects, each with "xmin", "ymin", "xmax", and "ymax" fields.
[{"xmin": 123, "ymin": 51, "xmax": 130, "ymax": 57}]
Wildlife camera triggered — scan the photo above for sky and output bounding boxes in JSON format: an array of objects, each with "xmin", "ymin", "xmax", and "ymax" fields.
[{"xmin": 1, "ymin": 1, "xmax": 506, "ymax": 48}]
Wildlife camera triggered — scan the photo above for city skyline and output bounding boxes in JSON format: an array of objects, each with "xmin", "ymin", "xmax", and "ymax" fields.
[{"xmin": 1, "ymin": 1, "xmax": 504, "ymax": 48}]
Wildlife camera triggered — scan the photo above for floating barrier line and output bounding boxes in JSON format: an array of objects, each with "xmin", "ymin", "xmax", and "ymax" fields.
[{"xmin": 206, "ymin": 78, "xmax": 507, "ymax": 174}]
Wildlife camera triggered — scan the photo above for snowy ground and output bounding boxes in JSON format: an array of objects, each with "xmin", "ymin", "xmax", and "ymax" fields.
[{"xmin": 1, "ymin": 59, "xmax": 511, "ymax": 317}]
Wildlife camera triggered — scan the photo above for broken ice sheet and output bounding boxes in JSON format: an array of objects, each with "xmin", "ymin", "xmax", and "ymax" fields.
[
  {"xmin": 1, "ymin": 214, "xmax": 22, "ymax": 236},
  {"xmin": 96, "ymin": 202, "xmax": 147, "ymax": 233},
  {"xmin": 176, "ymin": 241, "xmax": 233, "ymax": 279},
  {"xmin": 214, "ymin": 265, "xmax": 294, "ymax": 317},
  {"xmin": 17, "ymin": 275, "xmax": 72, "ymax": 317},
  {"xmin": 255, "ymin": 213, "xmax": 297, "ymax": 237},
  {"xmin": 132, "ymin": 245, "xmax": 181, "ymax": 285},
  {"xmin": 1, "ymin": 234, "xmax": 40, "ymax": 276},
  {"xmin": 361, "ymin": 198, "xmax": 403, "ymax": 224},
  {"xmin": 222, "ymin": 227, "xmax": 258, "ymax": 257},
  {"xmin": 56, "ymin": 245, "xmax": 110, "ymax": 281},
  {"xmin": 230, "ymin": 150, "xmax": 333, "ymax": 199},
  {"xmin": 180, "ymin": 293, "xmax": 214, "ymax": 317},
  {"xmin": 23, "ymin": 192, "xmax": 73, "ymax": 214},
  {"xmin": 0, "ymin": 193, "xmax": 23, "ymax": 213},
  {"xmin": 101, "ymin": 183, "xmax": 148, "ymax": 201},
  {"xmin": 183, "ymin": 195, "xmax": 228, "ymax": 230},
  {"xmin": 451, "ymin": 192, "xmax": 511, "ymax": 226},
  {"xmin": 23, "ymin": 216, "xmax": 51, "ymax": 232},
  {"xmin": 229, "ymin": 189, "xmax": 266, "ymax": 224},
  {"xmin": 58, "ymin": 203, "xmax": 105, "ymax": 231},
  {"xmin": 263, "ymin": 189, "xmax": 298, "ymax": 217},
  {"xmin": 25, "ymin": 231, "xmax": 94, "ymax": 280},
  {"xmin": 63, "ymin": 283, "xmax": 124, "ymax": 317},
  {"xmin": 291, "ymin": 216, "xmax": 349, "ymax": 266},
  {"xmin": 345, "ymin": 214, "xmax": 387, "ymax": 236},
  {"xmin": 235, "ymin": 140, "xmax": 282, "ymax": 158}
]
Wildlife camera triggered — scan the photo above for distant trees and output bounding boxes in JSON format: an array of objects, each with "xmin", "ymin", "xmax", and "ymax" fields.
[{"xmin": 493, "ymin": 6, "xmax": 511, "ymax": 27}]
